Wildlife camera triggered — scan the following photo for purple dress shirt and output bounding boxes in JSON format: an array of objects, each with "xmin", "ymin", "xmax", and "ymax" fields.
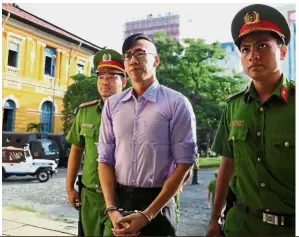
[{"xmin": 97, "ymin": 80, "xmax": 197, "ymax": 187}]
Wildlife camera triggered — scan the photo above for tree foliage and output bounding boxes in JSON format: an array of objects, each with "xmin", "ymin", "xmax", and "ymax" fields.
[
  {"xmin": 26, "ymin": 122, "xmax": 43, "ymax": 132},
  {"xmin": 155, "ymin": 32, "xmax": 247, "ymax": 147},
  {"xmin": 62, "ymin": 73, "xmax": 99, "ymax": 132}
]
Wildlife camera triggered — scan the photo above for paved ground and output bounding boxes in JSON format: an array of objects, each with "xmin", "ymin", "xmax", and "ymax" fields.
[{"xmin": 2, "ymin": 167, "xmax": 217, "ymax": 236}]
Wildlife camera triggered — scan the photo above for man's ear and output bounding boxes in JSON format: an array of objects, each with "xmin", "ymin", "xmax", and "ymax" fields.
[
  {"xmin": 153, "ymin": 55, "xmax": 160, "ymax": 67},
  {"xmin": 122, "ymin": 77, "xmax": 127, "ymax": 89},
  {"xmin": 280, "ymin": 45, "xmax": 287, "ymax": 60}
]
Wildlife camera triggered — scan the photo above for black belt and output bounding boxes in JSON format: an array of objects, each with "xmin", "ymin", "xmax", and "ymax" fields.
[
  {"xmin": 235, "ymin": 201, "xmax": 295, "ymax": 227},
  {"xmin": 83, "ymin": 184, "xmax": 103, "ymax": 194}
]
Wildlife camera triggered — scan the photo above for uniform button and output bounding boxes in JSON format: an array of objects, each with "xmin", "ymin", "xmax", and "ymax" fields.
[
  {"xmin": 259, "ymin": 107, "xmax": 264, "ymax": 112},
  {"xmin": 257, "ymin": 157, "xmax": 261, "ymax": 162},
  {"xmin": 261, "ymin": 183, "xmax": 265, "ymax": 188},
  {"xmin": 257, "ymin": 132, "xmax": 262, "ymax": 136},
  {"xmin": 84, "ymin": 133, "xmax": 86, "ymax": 137},
  {"xmin": 285, "ymin": 142, "xmax": 289, "ymax": 148},
  {"xmin": 231, "ymin": 136, "xmax": 235, "ymax": 141}
]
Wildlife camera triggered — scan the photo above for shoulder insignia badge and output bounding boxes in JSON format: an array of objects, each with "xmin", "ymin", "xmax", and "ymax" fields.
[
  {"xmin": 79, "ymin": 100, "xmax": 98, "ymax": 108},
  {"xmin": 225, "ymin": 88, "xmax": 248, "ymax": 102}
]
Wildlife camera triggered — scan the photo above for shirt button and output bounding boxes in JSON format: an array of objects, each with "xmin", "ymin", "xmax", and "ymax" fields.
[
  {"xmin": 261, "ymin": 183, "xmax": 265, "ymax": 188},
  {"xmin": 285, "ymin": 142, "xmax": 289, "ymax": 148},
  {"xmin": 257, "ymin": 132, "xmax": 262, "ymax": 136},
  {"xmin": 259, "ymin": 107, "xmax": 264, "ymax": 112},
  {"xmin": 257, "ymin": 157, "xmax": 261, "ymax": 162}
]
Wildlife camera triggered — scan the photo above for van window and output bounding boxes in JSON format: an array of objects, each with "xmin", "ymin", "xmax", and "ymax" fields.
[{"xmin": 41, "ymin": 140, "xmax": 58, "ymax": 155}]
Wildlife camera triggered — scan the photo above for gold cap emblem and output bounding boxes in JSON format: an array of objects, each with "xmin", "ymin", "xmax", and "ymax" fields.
[
  {"xmin": 102, "ymin": 53, "xmax": 112, "ymax": 61},
  {"xmin": 244, "ymin": 11, "xmax": 260, "ymax": 25}
]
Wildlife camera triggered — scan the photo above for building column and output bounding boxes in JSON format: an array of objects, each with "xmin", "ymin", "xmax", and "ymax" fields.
[
  {"xmin": 55, "ymin": 48, "xmax": 61, "ymax": 85},
  {"xmin": 2, "ymin": 30, "xmax": 8, "ymax": 74},
  {"xmin": 23, "ymin": 36, "xmax": 33, "ymax": 78},
  {"xmin": 37, "ymin": 41, "xmax": 46, "ymax": 81}
]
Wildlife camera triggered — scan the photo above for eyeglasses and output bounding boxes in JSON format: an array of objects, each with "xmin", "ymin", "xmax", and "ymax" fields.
[
  {"xmin": 98, "ymin": 73, "xmax": 123, "ymax": 81},
  {"xmin": 122, "ymin": 49, "xmax": 156, "ymax": 61}
]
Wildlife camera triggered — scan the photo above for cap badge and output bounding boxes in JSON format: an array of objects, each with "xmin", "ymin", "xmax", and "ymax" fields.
[
  {"xmin": 103, "ymin": 53, "xmax": 112, "ymax": 61},
  {"xmin": 244, "ymin": 11, "xmax": 260, "ymax": 25}
]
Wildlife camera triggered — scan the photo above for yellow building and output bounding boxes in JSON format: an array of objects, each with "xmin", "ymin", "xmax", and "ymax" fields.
[{"xmin": 2, "ymin": 3, "xmax": 103, "ymax": 133}]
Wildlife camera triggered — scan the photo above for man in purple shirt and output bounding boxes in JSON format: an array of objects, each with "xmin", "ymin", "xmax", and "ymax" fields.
[{"xmin": 97, "ymin": 33, "xmax": 197, "ymax": 236}]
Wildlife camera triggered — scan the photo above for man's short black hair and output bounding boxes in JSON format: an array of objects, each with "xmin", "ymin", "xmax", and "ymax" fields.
[{"xmin": 122, "ymin": 33, "xmax": 152, "ymax": 54}]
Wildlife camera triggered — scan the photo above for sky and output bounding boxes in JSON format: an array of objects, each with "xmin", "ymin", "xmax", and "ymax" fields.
[{"xmin": 16, "ymin": 2, "xmax": 292, "ymax": 53}]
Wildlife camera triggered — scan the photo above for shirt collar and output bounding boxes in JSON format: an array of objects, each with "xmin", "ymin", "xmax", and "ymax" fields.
[
  {"xmin": 97, "ymin": 99, "xmax": 104, "ymax": 111},
  {"xmin": 120, "ymin": 80, "xmax": 160, "ymax": 103},
  {"xmin": 243, "ymin": 75, "xmax": 289, "ymax": 104}
]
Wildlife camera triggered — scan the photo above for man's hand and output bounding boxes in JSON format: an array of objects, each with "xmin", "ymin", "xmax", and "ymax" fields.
[
  {"xmin": 113, "ymin": 212, "xmax": 148, "ymax": 236},
  {"xmin": 67, "ymin": 188, "xmax": 80, "ymax": 210},
  {"xmin": 206, "ymin": 219, "xmax": 222, "ymax": 237}
]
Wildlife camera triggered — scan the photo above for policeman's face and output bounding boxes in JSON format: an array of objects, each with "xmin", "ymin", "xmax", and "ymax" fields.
[
  {"xmin": 123, "ymin": 39, "xmax": 159, "ymax": 84},
  {"xmin": 97, "ymin": 68, "xmax": 127, "ymax": 99},
  {"xmin": 240, "ymin": 32, "xmax": 287, "ymax": 81}
]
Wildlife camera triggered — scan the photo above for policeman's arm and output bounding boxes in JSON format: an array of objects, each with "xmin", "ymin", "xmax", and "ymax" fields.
[
  {"xmin": 66, "ymin": 145, "xmax": 84, "ymax": 193},
  {"xmin": 210, "ymin": 156, "xmax": 235, "ymax": 221}
]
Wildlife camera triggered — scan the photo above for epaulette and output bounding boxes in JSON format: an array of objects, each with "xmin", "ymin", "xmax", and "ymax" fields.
[
  {"xmin": 79, "ymin": 100, "xmax": 98, "ymax": 108},
  {"xmin": 290, "ymin": 81, "xmax": 295, "ymax": 90},
  {"xmin": 224, "ymin": 88, "xmax": 247, "ymax": 102}
]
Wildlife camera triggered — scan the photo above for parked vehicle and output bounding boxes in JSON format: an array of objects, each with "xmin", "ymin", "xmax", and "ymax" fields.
[
  {"xmin": 2, "ymin": 132, "xmax": 60, "ymax": 164},
  {"xmin": 2, "ymin": 145, "xmax": 58, "ymax": 182},
  {"xmin": 40, "ymin": 133, "xmax": 71, "ymax": 167}
]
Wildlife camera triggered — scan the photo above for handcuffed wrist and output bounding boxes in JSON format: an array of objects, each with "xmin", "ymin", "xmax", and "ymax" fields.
[
  {"xmin": 104, "ymin": 206, "xmax": 118, "ymax": 215},
  {"xmin": 134, "ymin": 210, "xmax": 152, "ymax": 223}
]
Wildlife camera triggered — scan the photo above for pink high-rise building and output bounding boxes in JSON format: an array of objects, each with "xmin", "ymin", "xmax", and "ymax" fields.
[{"xmin": 124, "ymin": 13, "xmax": 180, "ymax": 42}]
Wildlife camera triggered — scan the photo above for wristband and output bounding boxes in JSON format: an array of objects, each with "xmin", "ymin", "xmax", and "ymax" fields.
[
  {"xmin": 134, "ymin": 210, "xmax": 152, "ymax": 223},
  {"xmin": 104, "ymin": 206, "xmax": 118, "ymax": 215}
]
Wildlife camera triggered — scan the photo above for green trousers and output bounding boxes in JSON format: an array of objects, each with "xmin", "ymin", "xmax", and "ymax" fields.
[
  {"xmin": 174, "ymin": 192, "xmax": 180, "ymax": 225},
  {"xmin": 81, "ymin": 188, "xmax": 112, "ymax": 236},
  {"xmin": 224, "ymin": 206, "xmax": 295, "ymax": 236}
]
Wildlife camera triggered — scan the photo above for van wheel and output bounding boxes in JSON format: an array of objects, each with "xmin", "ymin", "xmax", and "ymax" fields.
[{"xmin": 37, "ymin": 169, "xmax": 50, "ymax": 182}]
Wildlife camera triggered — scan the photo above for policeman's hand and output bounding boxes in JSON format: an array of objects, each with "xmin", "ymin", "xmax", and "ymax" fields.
[
  {"xmin": 67, "ymin": 188, "xmax": 81, "ymax": 210},
  {"xmin": 206, "ymin": 219, "xmax": 222, "ymax": 237},
  {"xmin": 113, "ymin": 212, "xmax": 148, "ymax": 236}
]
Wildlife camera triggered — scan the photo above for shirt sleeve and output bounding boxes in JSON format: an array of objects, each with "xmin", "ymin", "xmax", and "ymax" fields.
[
  {"xmin": 97, "ymin": 98, "xmax": 116, "ymax": 165},
  {"xmin": 170, "ymin": 97, "xmax": 197, "ymax": 164},
  {"xmin": 211, "ymin": 105, "xmax": 233, "ymax": 159},
  {"xmin": 66, "ymin": 109, "xmax": 85, "ymax": 148}
]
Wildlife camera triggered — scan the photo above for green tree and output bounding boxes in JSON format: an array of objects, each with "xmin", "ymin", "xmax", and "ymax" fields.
[
  {"xmin": 155, "ymin": 32, "xmax": 247, "ymax": 148},
  {"xmin": 26, "ymin": 122, "xmax": 43, "ymax": 132},
  {"xmin": 62, "ymin": 73, "xmax": 99, "ymax": 132}
]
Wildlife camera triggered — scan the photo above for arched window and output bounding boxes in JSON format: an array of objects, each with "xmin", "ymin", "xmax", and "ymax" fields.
[
  {"xmin": 3, "ymin": 100, "xmax": 16, "ymax": 131},
  {"xmin": 40, "ymin": 101, "xmax": 54, "ymax": 133}
]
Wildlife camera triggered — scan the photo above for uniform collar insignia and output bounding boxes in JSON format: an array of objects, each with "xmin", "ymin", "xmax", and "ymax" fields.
[
  {"xmin": 244, "ymin": 11, "xmax": 260, "ymax": 25},
  {"xmin": 280, "ymin": 85, "xmax": 288, "ymax": 103}
]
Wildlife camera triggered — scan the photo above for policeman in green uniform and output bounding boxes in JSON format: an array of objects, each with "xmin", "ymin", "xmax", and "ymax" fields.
[
  {"xmin": 207, "ymin": 4, "xmax": 295, "ymax": 237},
  {"xmin": 66, "ymin": 49, "xmax": 127, "ymax": 236}
]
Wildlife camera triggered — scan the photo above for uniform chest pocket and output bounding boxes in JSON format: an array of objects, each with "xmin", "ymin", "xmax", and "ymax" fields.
[
  {"xmin": 228, "ymin": 127, "xmax": 248, "ymax": 167},
  {"xmin": 272, "ymin": 136, "xmax": 295, "ymax": 171},
  {"xmin": 80, "ymin": 127, "xmax": 96, "ymax": 139}
]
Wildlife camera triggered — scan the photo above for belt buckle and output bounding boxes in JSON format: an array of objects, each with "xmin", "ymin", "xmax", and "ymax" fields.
[
  {"xmin": 263, "ymin": 213, "xmax": 279, "ymax": 225},
  {"xmin": 96, "ymin": 188, "xmax": 102, "ymax": 193}
]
